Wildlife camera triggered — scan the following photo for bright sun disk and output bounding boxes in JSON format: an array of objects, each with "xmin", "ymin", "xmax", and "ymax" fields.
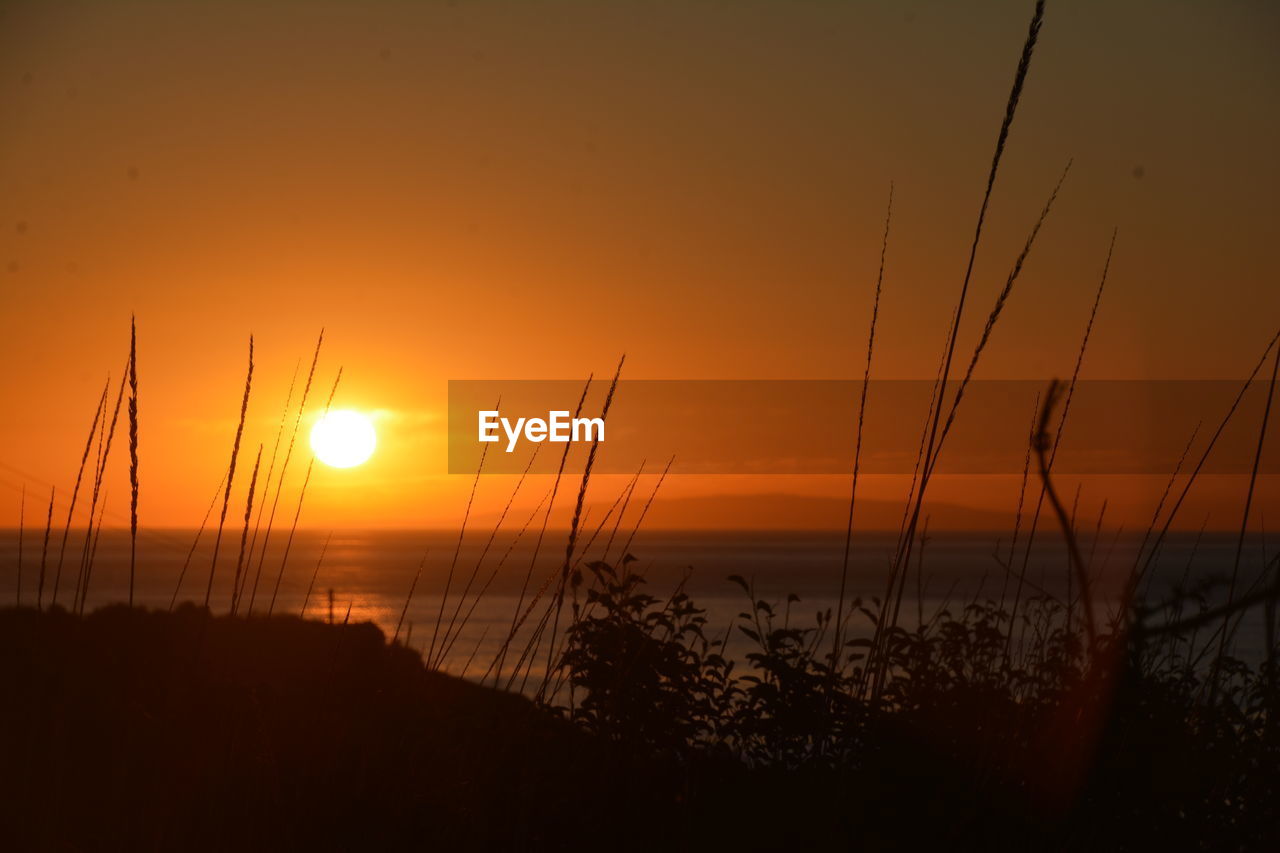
[{"xmin": 310, "ymin": 409, "xmax": 377, "ymax": 468}]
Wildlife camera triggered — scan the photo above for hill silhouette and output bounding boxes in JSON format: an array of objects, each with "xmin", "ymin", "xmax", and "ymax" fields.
[{"xmin": 0, "ymin": 606, "xmax": 679, "ymax": 850}]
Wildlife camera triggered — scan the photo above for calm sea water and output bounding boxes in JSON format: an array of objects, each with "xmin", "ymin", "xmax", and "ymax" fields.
[{"xmin": 0, "ymin": 528, "xmax": 1273, "ymax": 681}]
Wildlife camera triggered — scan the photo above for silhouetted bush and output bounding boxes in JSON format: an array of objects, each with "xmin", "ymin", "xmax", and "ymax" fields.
[{"xmin": 551, "ymin": 561, "xmax": 1280, "ymax": 849}]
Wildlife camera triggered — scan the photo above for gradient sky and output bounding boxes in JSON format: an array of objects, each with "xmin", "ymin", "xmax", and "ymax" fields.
[{"xmin": 0, "ymin": 0, "xmax": 1276, "ymax": 530}]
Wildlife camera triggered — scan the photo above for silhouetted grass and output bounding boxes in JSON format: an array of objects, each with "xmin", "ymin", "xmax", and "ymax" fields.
[
  {"xmin": 6, "ymin": 2, "xmax": 1278, "ymax": 848},
  {"xmin": 51, "ymin": 375, "xmax": 107, "ymax": 608},
  {"xmin": 247, "ymin": 330, "xmax": 323, "ymax": 614},
  {"xmin": 428, "ymin": 394, "xmax": 498, "ymax": 667},
  {"xmin": 433, "ymin": 442, "xmax": 540, "ymax": 669},
  {"xmin": 169, "ymin": 473, "xmax": 226, "ymax": 610},
  {"xmin": 299, "ymin": 529, "xmax": 331, "ymax": 619},
  {"xmin": 36, "ymin": 485, "xmax": 53, "ymax": 609},
  {"xmin": 488, "ymin": 373, "xmax": 593, "ymax": 684},
  {"xmin": 266, "ymin": 367, "xmax": 340, "ymax": 615},
  {"xmin": 75, "ymin": 361, "xmax": 128, "ymax": 612},
  {"xmin": 229, "ymin": 443, "xmax": 263, "ymax": 615},
  {"xmin": 14, "ymin": 484, "xmax": 22, "ymax": 606},
  {"xmin": 127, "ymin": 315, "xmax": 139, "ymax": 605},
  {"xmin": 1211, "ymin": 337, "xmax": 1280, "ymax": 699},
  {"xmin": 834, "ymin": 182, "xmax": 892, "ymax": 667},
  {"xmin": 244, "ymin": 359, "xmax": 299, "ymax": 602},
  {"xmin": 539, "ymin": 354, "xmax": 625, "ymax": 692},
  {"xmin": 204, "ymin": 336, "xmax": 254, "ymax": 608}
]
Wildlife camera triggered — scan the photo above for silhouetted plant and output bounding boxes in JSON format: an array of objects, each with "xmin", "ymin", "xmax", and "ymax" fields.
[{"xmin": 557, "ymin": 557, "xmax": 734, "ymax": 756}]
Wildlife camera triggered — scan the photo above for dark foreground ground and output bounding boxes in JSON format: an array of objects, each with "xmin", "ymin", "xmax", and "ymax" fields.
[
  {"xmin": 1, "ymin": 606, "xmax": 1277, "ymax": 851},
  {"xmin": 1, "ymin": 606, "xmax": 665, "ymax": 851}
]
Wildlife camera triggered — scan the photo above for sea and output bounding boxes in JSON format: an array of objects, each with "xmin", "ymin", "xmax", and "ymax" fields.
[{"xmin": 0, "ymin": 528, "xmax": 1273, "ymax": 685}]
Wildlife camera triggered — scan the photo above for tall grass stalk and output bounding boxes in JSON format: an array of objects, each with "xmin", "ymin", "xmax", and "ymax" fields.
[
  {"xmin": 893, "ymin": 0, "xmax": 1046, "ymax": 576},
  {"xmin": 870, "ymin": 0, "xmax": 1046, "ymax": 700},
  {"xmin": 1035, "ymin": 380, "xmax": 1097, "ymax": 643},
  {"xmin": 933, "ymin": 162, "xmax": 1073, "ymax": 457},
  {"xmin": 541, "ymin": 355, "xmax": 624, "ymax": 687},
  {"xmin": 1121, "ymin": 329, "xmax": 1280, "ymax": 613},
  {"xmin": 74, "ymin": 402, "xmax": 107, "ymax": 609},
  {"xmin": 433, "ymin": 443, "xmax": 540, "ymax": 669},
  {"xmin": 1129, "ymin": 421, "xmax": 1201, "ymax": 609},
  {"xmin": 997, "ymin": 391, "xmax": 1040, "ymax": 619},
  {"xmin": 75, "ymin": 364, "xmax": 128, "ymax": 612},
  {"xmin": 892, "ymin": 309, "xmax": 954, "ymax": 558},
  {"xmin": 862, "ymin": 314, "xmax": 952, "ymax": 697},
  {"xmin": 892, "ymin": 165, "xmax": 1073, "ymax": 648},
  {"xmin": 267, "ymin": 367, "xmax": 341, "ymax": 615},
  {"xmin": 267, "ymin": 461, "xmax": 313, "ymax": 616},
  {"xmin": 833, "ymin": 182, "xmax": 892, "ymax": 666},
  {"xmin": 1085, "ymin": 499, "xmax": 1108, "ymax": 589},
  {"xmin": 37, "ymin": 486, "xmax": 53, "ymax": 610},
  {"xmin": 204, "ymin": 336, "xmax": 254, "ymax": 608},
  {"xmin": 300, "ymin": 530, "xmax": 333, "ymax": 619},
  {"xmin": 537, "ymin": 463, "xmax": 650, "ymax": 682},
  {"xmin": 1209, "ymin": 339, "xmax": 1279, "ymax": 699},
  {"xmin": 614, "ymin": 455, "xmax": 673, "ymax": 570},
  {"xmin": 394, "ymin": 556, "xmax": 425, "ymax": 645},
  {"xmin": 448, "ymin": 483, "xmax": 555, "ymax": 670},
  {"xmin": 127, "ymin": 315, "xmax": 139, "ymax": 606},
  {"xmin": 1004, "ymin": 231, "xmax": 1114, "ymax": 655},
  {"xmin": 169, "ymin": 473, "xmax": 227, "ymax": 610},
  {"xmin": 913, "ymin": 517, "xmax": 931, "ymax": 631},
  {"xmin": 244, "ymin": 358, "xmax": 299, "ymax": 593},
  {"xmin": 488, "ymin": 374, "xmax": 593, "ymax": 684},
  {"xmin": 575, "ymin": 463, "xmax": 643, "ymax": 571},
  {"xmin": 428, "ymin": 396, "xmax": 499, "ymax": 668},
  {"xmin": 51, "ymin": 376, "xmax": 108, "ymax": 608},
  {"xmin": 460, "ymin": 626, "xmax": 488, "ymax": 679},
  {"xmin": 229, "ymin": 444, "xmax": 264, "ymax": 614},
  {"xmin": 248, "ymin": 330, "xmax": 324, "ymax": 614},
  {"xmin": 16, "ymin": 484, "xmax": 24, "ymax": 606},
  {"xmin": 599, "ymin": 464, "xmax": 643, "ymax": 568},
  {"xmin": 573, "ymin": 458, "xmax": 669, "ymax": 618},
  {"xmin": 82, "ymin": 491, "xmax": 109, "ymax": 612}
]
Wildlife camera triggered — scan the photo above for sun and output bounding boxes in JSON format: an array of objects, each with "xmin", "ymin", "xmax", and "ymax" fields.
[{"xmin": 310, "ymin": 409, "xmax": 377, "ymax": 468}]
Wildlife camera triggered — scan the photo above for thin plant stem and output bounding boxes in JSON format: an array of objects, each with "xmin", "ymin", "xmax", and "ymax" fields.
[
  {"xmin": 230, "ymin": 444, "xmax": 264, "ymax": 614},
  {"xmin": 267, "ymin": 367, "xmax": 342, "ymax": 615},
  {"xmin": 300, "ymin": 531, "xmax": 333, "ymax": 619},
  {"xmin": 1210, "ymin": 339, "xmax": 1280, "ymax": 700},
  {"xmin": 428, "ymin": 397, "xmax": 499, "ymax": 667},
  {"xmin": 833, "ymin": 182, "xmax": 892, "ymax": 666},
  {"xmin": 169, "ymin": 473, "xmax": 228, "ymax": 610},
  {"xmin": 51, "ymin": 376, "xmax": 109, "ymax": 608},
  {"xmin": 204, "ymin": 336, "xmax": 254, "ymax": 608},
  {"xmin": 248, "ymin": 330, "xmax": 324, "ymax": 614}
]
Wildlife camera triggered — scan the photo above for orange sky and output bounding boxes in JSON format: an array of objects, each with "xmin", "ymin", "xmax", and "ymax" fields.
[{"xmin": 0, "ymin": 0, "xmax": 1276, "ymax": 532}]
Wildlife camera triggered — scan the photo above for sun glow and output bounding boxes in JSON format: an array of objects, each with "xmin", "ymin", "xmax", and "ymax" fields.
[{"xmin": 310, "ymin": 410, "xmax": 377, "ymax": 468}]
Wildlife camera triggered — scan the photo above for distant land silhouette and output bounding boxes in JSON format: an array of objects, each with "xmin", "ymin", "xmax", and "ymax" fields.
[{"xmin": 548, "ymin": 492, "xmax": 1016, "ymax": 531}]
